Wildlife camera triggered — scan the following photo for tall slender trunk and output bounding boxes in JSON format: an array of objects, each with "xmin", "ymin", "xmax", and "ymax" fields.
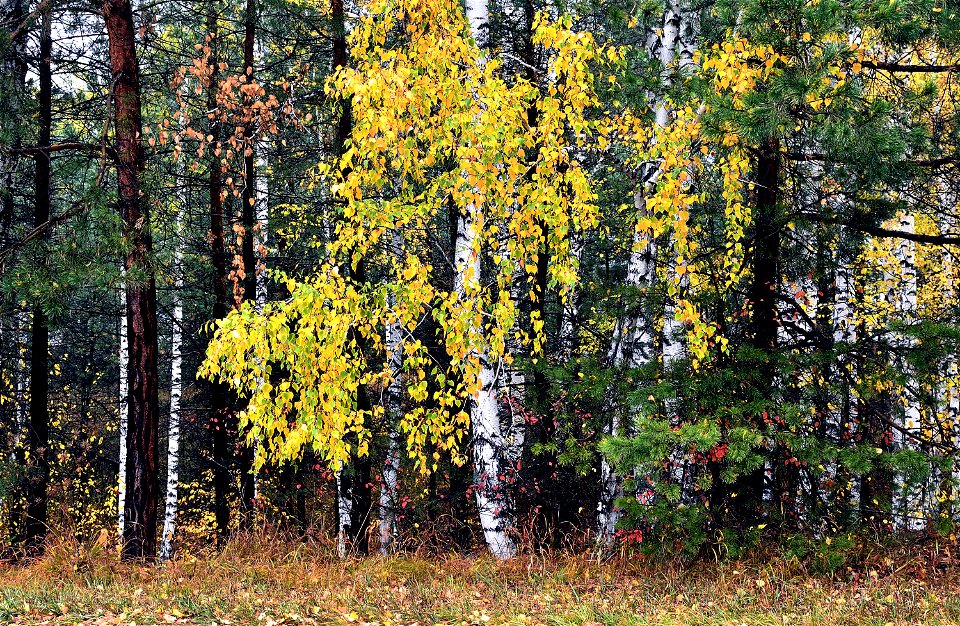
[
  {"xmin": 939, "ymin": 208, "xmax": 959, "ymax": 521},
  {"xmin": 255, "ymin": 144, "xmax": 269, "ymax": 310},
  {"xmin": 204, "ymin": 4, "xmax": 232, "ymax": 541},
  {"xmin": 0, "ymin": 0, "xmax": 27, "ymax": 241},
  {"xmin": 105, "ymin": 0, "xmax": 160, "ymax": 561},
  {"xmin": 331, "ymin": 0, "xmax": 373, "ymax": 555},
  {"xmin": 252, "ymin": 144, "xmax": 269, "ymax": 502},
  {"xmin": 332, "ymin": 0, "xmax": 351, "ymax": 552},
  {"xmin": 160, "ymin": 207, "xmax": 185, "ymax": 562},
  {"xmin": 891, "ymin": 215, "xmax": 922, "ymax": 530},
  {"xmin": 831, "ymin": 250, "xmax": 858, "ymax": 525},
  {"xmin": 379, "ymin": 230, "xmax": 404, "ymax": 554},
  {"xmin": 733, "ymin": 134, "xmax": 781, "ymax": 531},
  {"xmin": 235, "ymin": 0, "xmax": 258, "ymax": 523},
  {"xmin": 22, "ymin": 2, "xmax": 52, "ymax": 553},
  {"xmin": 598, "ymin": 3, "xmax": 678, "ymax": 550},
  {"xmin": 455, "ymin": 0, "xmax": 516, "ymax": 561},
  {"xmin": 117, "ymin": 272, "xmax": 128, "ymax": 542}
]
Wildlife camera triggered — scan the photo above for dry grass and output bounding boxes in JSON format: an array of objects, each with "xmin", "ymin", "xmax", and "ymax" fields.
[{"xmin": 0, "ymin": 529, "xmax": 958, "ymax": 625}]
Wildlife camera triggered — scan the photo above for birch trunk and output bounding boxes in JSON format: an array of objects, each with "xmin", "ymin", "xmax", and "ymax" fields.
[
  {"xmin": 117, "ymin": 275, "xmax": 128, "ymax": 544},
  {"xmin": 456, "ymin": 0, "xmax": 516, "ymax": 561},
  {"xmin": 336, "ymin": 462, "xmax": 353, "ymax": 558},
  {"xmin": 891, "ymin": 214, "xmax": 923, "ymax": 530},
  {"xmin": 160, "ymin": 209, "xmax": 185, "ymax": 562},
  {"xmin": 940, "ymin": 206, "xmax": 960, "ymax": 520},
  {"xmin": 832, "ymin": 254, "xmax": 859, "ymax": 518},
  {"xmin": 252, "ymin": 145, "xmax": 269, "ymax": 502},
  {"xmin": 378, "ymin": 229, "xmax": 404, "ymax": 554},
  {"xmin": 598, "ymin": 3, "xmax": 679, "ymax": 550}
]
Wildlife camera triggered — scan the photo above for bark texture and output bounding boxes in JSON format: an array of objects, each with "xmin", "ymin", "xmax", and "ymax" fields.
[{"xmin": 105, "ymin": 0, "xmax": 160, "ymax": 561}]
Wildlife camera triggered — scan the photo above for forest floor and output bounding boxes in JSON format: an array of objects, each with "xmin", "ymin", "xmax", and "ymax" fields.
[{"xmin": 0, "ymin": 533, "xmax": 958, "ymax": 625}]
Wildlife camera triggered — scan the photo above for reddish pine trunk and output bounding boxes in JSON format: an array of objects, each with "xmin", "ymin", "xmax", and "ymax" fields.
[{"xmin": 104, "ymin": 0, "xmax": 160, "ymax": 561}]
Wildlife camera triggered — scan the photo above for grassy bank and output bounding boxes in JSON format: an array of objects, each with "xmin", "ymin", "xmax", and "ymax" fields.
[{"xmin": 0, "ymin": 533, "xmax": 958, "ymax": 625}]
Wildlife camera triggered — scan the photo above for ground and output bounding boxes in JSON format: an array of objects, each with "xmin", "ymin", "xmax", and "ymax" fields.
[{"xmin": 0, "ymin": 533, "xmax": 958, "ymax": 625}]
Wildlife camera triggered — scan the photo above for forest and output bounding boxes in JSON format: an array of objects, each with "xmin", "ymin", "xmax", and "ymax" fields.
[{"xmin": 2, "ymin": 0, "xmax": 960, "ymax": 623}]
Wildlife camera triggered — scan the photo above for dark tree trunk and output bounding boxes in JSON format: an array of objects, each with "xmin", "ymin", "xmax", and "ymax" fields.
[
  {"xmin": 22, "ymin": 2, "xmax": 52, "ymax": 554},
  {"xmin": 733, "ymin": 135, "xmax": 781, "ymax": 530},
  {"xmin": 0, "ymin": 0, "xmax": 27, "ymax": 239},
  {"xmin": 2, "ymin": 0, "xmax": 28, "ymax": 552},
  {"xmin": 204, "ymin": 3, "xmax": 233, "ymax": 542},
  {"xmin": 105, "ymin": 0, "xmax": 160, "ymax": 561},
  {"xmin": 859, "ymin": 386, "xmax": 893, "ymax": 529},
  {"xmin": 330, "ymin": 0, "xmax": 372, "ymax": 554},
  {"xmin": 236, "ymin": 0, "xmax": 258, "ymax": 527}
]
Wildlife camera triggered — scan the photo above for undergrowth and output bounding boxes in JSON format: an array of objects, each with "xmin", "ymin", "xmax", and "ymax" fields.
[{"xmin": 0, "ymin": 528, "xmax": 958, "ymax": 625}]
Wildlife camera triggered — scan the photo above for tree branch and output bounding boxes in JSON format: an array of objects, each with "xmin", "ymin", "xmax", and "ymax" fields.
[
  {"xmin": 784, "ymin": 151, "xmax": 960, "ymax": 168},
  {"xmin": 796, "ymin": 212, "xmax": 960, "ymax": 245},
  {"xmin": 861, "ymin": 60, "xmax": 960, "ymax": 73},
  {"xmin": 3, "ymin": 142, "xmax": 116, "ymax": 159}
]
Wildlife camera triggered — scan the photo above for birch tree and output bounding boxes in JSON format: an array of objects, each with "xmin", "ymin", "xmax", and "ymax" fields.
[
  {"xmin": 160, "ymin": 207, "xmax": 185, "ymax": 562},
  {"xmin": 202, "ymin": 0, "xmax": 606, "ymax": 560}
]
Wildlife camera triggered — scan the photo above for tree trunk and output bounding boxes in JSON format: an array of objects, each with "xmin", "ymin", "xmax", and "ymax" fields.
[
  {"xmin": 105, "ymin": 0, "xmax": 160, "ymax": 561},
  {"xmin": 236, "ymin": 0, "xmax": 258, "ymax": 523},
  {"xmin": 733, "ymin": 134, "xmax": 781, "ymax": 531},
  {"xmin": 204, "ymin": 3, "xmax": 233, "ymax": 542},
  {"xmin": 160, "ymin": 207, "xmax": 185, "ymax": 562},
  {"xmin": 330, "ymin": 0, "xmax": 373, "ymax": 555},
  {"xmin": 379, "ymin": 230, "xmax": 404, "ymax": 554},
  {"xmin": 455, "ymin": 0, "xmax": 517, "ymax": 562},
  {"xmin": 598, "ymin": 3, "xmax": 678, "ymax": 550},
  {"xmin": 0, "ymin": 0, "xmax": 27, "ymax": 242},
  {"xmin": 20, "ymin": 2, "xmax": 52, "ymax": 555},
  {"xmin": 891, "ymin": 214, "xmax": 922, "ymax": 530},
  {"xmin": 117, "ymin": 270, "xmax": 128, "ymax": 543},
  {"xmin": 830, "ymin": 252, "xmax": 858, "ymax": 527}
]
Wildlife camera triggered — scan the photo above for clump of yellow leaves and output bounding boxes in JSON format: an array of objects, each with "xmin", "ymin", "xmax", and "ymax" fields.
[{"xmin": 201, "ymin": 0, "xmax": 609, "ymax": 470}]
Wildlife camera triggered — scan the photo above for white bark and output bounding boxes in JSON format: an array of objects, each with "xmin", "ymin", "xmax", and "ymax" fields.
[
  {"xmin": 117, "ymin": 273, "xmax": 128, "ymax": 545},
  {"xmin": 598, "ymin": 3, "xmax": 680, "ymax": 550},
  {"xmin": 380, "ymin": 229, "xmax": 403, "ymax": 555},
  {"xmin": 503, "ymin": 274, "xmax": 527, "ymax": 468},
  {"xmin": 833, "ymin": 256, "xmax": 860, "ymax": 515},
  {"xmin": 942, "ymin": 209, "xmax": 960, "ymax": 519},
  {"xmin": 253, "ymin": 144, "xmax": 269, "ymax": 502},
  {"xmin": 456, "ymin": 0, "xmax": 516, "ymax": 561},
  {"xmin": 255, "ymin": 146, "xmax": 269, "ymax": 312},
  {"xmin": 455, "ymin": 207, "xmax": 516, "ymax": 559},
  {"xmin": 599, "ymin": 193, "xmax": 657, "ymax": 547},
  {"xmin": 465, "ymin": 0, "xmax": 488, "ymax": 49},
  {"xmin": 336, "ymin": 462, "xmax": 352, "ymax": 558},
  {"xmin": 378, "ymin": 429, "xmax": 401, "ymax": 555},
  {"xmin": 9, "ymin": 312, "xmax": 28, "ymax": 476},
  {"xmin": 889, "ymin": 214, "xmax": 923, "ymax": 530},
  {"xmin": 160, "ymin": 210, "xmax": 185, "ymax": 562}
]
